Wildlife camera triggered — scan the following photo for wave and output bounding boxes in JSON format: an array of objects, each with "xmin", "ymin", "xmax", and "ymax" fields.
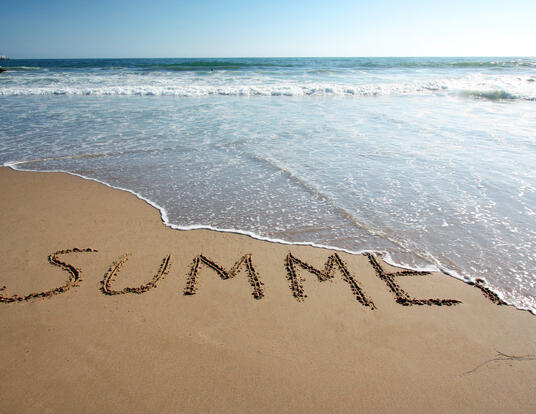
[
  {"xmin": 144, "ymin": 60, "xmax": 296, "ymax": 72},
  {"xmin": 3, "ymin": 57, "xmax": 535, "ymax": 73},
  {"xmin": 460, "ymin": 90, "xmax": 536, "ymax": 101},
  {"xmin": 332, "ymin": 59, "xmax": 536, "ymax": 69},
  {"xmin": 460, "ymin": 90, "xmax": 522, "ymax": 101},
  {"xmin": 0, "ymin": 59, "xmax": 298, "ymax": 73},
  {"xmin": 450, "ymin": 60, "xmax": 536, "ymax": 68},
  {"xmin": 1, "ymin": 84, "xmax": 534, "ymax": 101},
  {"xmin": 0, "ymin": 66, "xmax": 47, "ymax": 71},
  {"xmin": 147, "ymin": 58, "xmax": 536, "ymax": 71}
]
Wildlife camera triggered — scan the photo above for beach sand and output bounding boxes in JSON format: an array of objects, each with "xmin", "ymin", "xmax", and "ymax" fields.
[{"xmin": 1, "ymin": 167, "xmax": 535, "ymax": 413}]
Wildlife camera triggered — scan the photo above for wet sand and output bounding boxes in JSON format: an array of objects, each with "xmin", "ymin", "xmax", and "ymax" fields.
[{"xmin": 1, "ymin": 167, "xmax": 535, "ymax": 413}]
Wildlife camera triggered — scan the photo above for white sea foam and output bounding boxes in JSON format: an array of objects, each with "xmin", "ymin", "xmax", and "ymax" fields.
[
  {"xmin": 1, "ymin": 84, "xmax": 534, "ymax": 100},
  {"xmin": 1, "ymin": 71, "xmax": 534, "ymax": 100}
]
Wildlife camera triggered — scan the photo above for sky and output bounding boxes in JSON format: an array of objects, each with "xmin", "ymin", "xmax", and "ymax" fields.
[{"xmin": 2, "ymin": 0, "xmax": 535, "ymax": 58}]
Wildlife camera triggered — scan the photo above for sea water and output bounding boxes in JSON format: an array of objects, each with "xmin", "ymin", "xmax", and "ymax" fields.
[{"xmin": 1, "ymin": 57, "xmax": 535, "ymax": 312}]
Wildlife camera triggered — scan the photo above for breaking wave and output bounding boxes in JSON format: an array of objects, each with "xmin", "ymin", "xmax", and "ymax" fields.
[
  {"xmin": 1, "ymin": 84, "xmax": 534, "ymax": 101},
  {"xmin": 459, "ymin": 90, "xmax": 528, "ymax": 101}
]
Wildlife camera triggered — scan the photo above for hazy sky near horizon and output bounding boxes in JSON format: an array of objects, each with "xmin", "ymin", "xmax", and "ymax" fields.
[{"xmin": 2, "ymin": 0, "xmax": 535, "ymax": 58}]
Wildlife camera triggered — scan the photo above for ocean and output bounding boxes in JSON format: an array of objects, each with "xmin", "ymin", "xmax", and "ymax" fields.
[{"xmin": 1, "ymin": 57, "xmax": 535, "ymax": 312}]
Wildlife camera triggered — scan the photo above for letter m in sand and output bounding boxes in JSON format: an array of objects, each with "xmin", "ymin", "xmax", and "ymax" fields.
[
  {"xmin": 285, "ymin": 252, "xmax": 375, "ymax": 309},
  {"xmin": 184, "ymin": 254, "xmax": 264, "ymax": 299}
]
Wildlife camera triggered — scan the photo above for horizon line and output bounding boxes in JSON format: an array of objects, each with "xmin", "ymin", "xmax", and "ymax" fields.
[{"xmin": 3, "ymin": 55, "xmax": 535, "ymax": 60}]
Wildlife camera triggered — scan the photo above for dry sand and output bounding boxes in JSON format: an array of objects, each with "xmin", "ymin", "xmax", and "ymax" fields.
[{"xmin": 1, "ymin": 167, "xmax": 535, "ymax": 413}]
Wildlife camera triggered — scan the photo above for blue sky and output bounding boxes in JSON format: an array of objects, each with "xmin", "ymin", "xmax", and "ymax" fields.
[{"xmin": 2, "ymin": 0, "xmax": 535, "ymax": 58}]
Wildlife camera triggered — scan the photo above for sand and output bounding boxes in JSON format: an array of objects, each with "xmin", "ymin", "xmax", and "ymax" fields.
[{"xmin": 1, "ymin": 167, "xmax": 535, "ymax": 413}]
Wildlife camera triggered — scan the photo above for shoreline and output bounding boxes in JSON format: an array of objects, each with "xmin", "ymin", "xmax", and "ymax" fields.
[
  {"xmin": 4, "ymin": 161, "xmax": 522, "ymax": 313},
  {"xmin": 1, "ymin": 166, "xmax": 536, "ymax": 413}
]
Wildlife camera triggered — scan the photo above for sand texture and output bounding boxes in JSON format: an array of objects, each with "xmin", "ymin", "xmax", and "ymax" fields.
[{"xmin": 1, "ymin": 167, "xmax": 535, "ymax": 413}]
